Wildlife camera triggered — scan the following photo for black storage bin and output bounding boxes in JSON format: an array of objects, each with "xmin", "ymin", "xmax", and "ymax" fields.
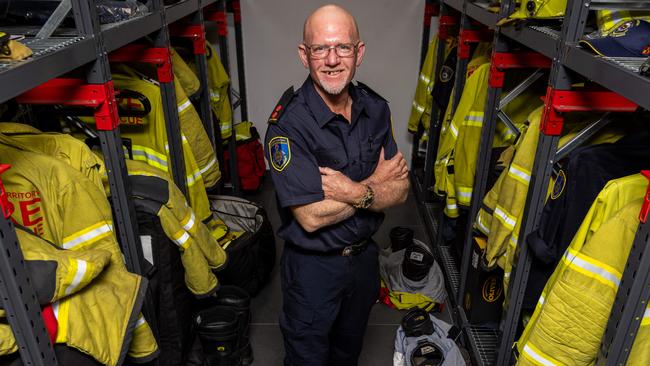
[{"xmin": 209, "ymin": 195, "xmax": 276, "ymax": 297}]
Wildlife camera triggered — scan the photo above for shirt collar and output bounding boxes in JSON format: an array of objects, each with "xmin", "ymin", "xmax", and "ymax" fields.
[{"xmin": 302, "ymin": 77, "xmax": 367, "ymax": 128}]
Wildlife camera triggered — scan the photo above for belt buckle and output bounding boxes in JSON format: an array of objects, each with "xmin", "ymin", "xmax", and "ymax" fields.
[{"xmin": 342, "ymin": 246, "xmax": 354, "ymax": 257}]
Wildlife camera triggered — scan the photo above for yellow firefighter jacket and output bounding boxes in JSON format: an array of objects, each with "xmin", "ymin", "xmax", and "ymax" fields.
[
  {"xmin": 187, "ymin": 43, "xmax": 233, "ymax": 140},
  {"xmin": 408, "ymin": 37, "xmax": 438, "ymax": 134},
  {"xmin": 0, "ymin": 125, "xmax": 227, "ymax": 297},
  {"xmin": 452, "ymin": 65, "xmax": 540, "ymax": 208},
  {"xmin": 171, "ymin": 47, "xmax": 200, "ymax": 97},
  {"xmin": 108, "ymin": 65, "xmax": 214, "ymax": 224},
  {"xmin": 126, "ymin": 159, "xmax": 228, "ymax": 296},
  {"xmin": 480, "ymin": 108, "xmax": 627, "ymax": 278},
  {"xmin": 517, "ymin": 174, "xmax": 648, "ymax": 365},
  {"xmin": 0, "ymin": 138, "xmax": 158, "ymax": 364},
  {"xmin": 0, "ymin": 227, "xmax": 112, "ymax": 355},
  {"xmin": 433, "ymin": 43, "xmax": 492, "ymax": 217},
  {"xmin": 173, "ymin": 75, "xmax": 221, "ymax": 189}
]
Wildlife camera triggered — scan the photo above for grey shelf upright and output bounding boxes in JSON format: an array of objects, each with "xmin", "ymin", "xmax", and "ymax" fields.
[{"xmin": 214, "ymin": 0, "xmax": 240, "ymax": 195}]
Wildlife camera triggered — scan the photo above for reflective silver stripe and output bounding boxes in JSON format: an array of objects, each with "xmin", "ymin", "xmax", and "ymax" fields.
[
  {"xmin": 64, "ymin": 260, "xmax": 88, "ymax": 296},
  {"xmin": 63, "ymin": 224, "xmax": 113, "ymax": 250},
  {"xmin": 419, "ymin": 73, "xmax": 431, "ymax": 84},
  {"xmin": 174, "ymin": 231, "xmax": 190, "ymax": 247},
  {"xmin": 135, "ymin": 315, "xmax": 146, "ymax": 328},
  {"xmin": 200, "ymin": 156, "xmax": 218, "ymax": 175},
  {"xmin": 182, "ymin": 212, "xmax": 196, "ymax": 232},
  {"xmin": 449, "ymin": 121, "xmax": 459, "ymax": 137},
  {"xmin": 565, "ymin": 250, "xmax": 621, "ymax": 288},
  {"xmin": 132, "ymin": 149, "xmax": 168, "ymax": 169},
  {"xmin": 523, "ymin": 344, "xmax": 558, "ymax": 366},
  {"xmin": 476, "ymin": 214, "xmax": 490, "ymax": 235},
  {"xmin": 508, "ymin": 164, "xmax": 531, "ymax": 184},
  {"xmin": 412, "ymin": 100, "xmax": 425, "ymax": 113},
  {"xmin": 494, "ymin": 206, "xmax": 516, "ymax": 229},
  {"xmin": 52, "ymin": 301, "xmax": 60, "ymax": 319},
  {"xmin": 457, "ymin": 190, "xmax": 472, "ymax": 200},
  {"xmin": 177, "ymin": 99, "xmax": 192, "ymax": 113},
  {"xmin": 446, "ymin": 203, "xmax": 458, "ymax": 211},
  {"xmin": 186, "ymin": 169, "xmax": 202, "ymax": 186}
]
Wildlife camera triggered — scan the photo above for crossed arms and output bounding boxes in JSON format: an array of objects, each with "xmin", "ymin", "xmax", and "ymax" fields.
[{"xmin": 291, "ymin": 148, "xmax": 410, "ymax": 233}]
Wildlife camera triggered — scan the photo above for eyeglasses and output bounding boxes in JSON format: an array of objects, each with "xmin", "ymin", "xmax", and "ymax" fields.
[{"xmin": 303, "ymin": 42, "xmax": 359, "ymax": 59}]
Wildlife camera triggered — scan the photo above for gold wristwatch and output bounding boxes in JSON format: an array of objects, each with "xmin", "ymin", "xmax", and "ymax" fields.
[{"xmin": 353, "ymin": 184, "xmax": 375, "ymax": 209}]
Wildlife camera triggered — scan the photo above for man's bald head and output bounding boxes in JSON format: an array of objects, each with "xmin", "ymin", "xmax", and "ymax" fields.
[{"xmin": 303, "ymin": 4, "xmax": 360, "ymax": 44}]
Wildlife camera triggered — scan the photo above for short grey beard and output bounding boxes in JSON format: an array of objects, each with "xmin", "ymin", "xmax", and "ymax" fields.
[{"xmin": 320, "ymin": 81, "xmax": 346, "ymax": 95}]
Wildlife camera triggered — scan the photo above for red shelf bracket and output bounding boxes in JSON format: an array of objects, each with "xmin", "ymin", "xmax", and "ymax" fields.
[
  {"xmin": 639, "ymin": 170, "xmax": 650, "ymax": 223},
  {"xmin": 438, "ymin": 15, "xmax": 459, "ymax": 40},
  {"xmin": 16, "ymin": 79, "xmax": 120, "ymax": 131},
  {"xmin": 489, "ymin": 51, "xmax": 551, "ymax": 88},
  {"xmin": 424, "ymin": 3, "xmax": 440, "ymax": 27},
  {"xmin": 540, "ymin": 86, "xmax": 638, "ymax": 136},
  {"xmin": 231, "ymin": 0, "xmax": 242, "ymax": 24},
  {"xmin": 0, "ymin": 165, "xmax": 13, "ymax": 219},
  {"xmin": 204, "ymin": 8, "xmax": 228, "ymax": 36},
  {"xmin": 458, "ymin": 29, "xmax": 494, "ymax": 59},
  {"xmin": 170, "ymin": 23, "xmax": 207, "ymax": 54},
  {"xmin": 108, "ymin": 44, "xmax": 173, "ymax": 83}
]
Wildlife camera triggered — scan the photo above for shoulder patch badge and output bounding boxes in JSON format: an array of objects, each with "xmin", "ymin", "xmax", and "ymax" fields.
[
  {"xmin": 269, "ymin": 136, "xmax": 291, "ymax": 172},
  {"xmin": 268, "ymin": 86, "xmax": 295, "ymax": 124},
  {"xmin": 551, "ymin": 169, "xmax": 566, "ymax": 200}
]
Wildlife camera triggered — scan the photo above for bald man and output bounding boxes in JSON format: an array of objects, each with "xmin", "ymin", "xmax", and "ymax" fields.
[{"xmin": 264, "ymin": 5, "xmax": 409, "ymax": 365}]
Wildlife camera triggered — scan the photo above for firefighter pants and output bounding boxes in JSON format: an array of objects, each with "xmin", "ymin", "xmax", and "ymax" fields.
[{"xmin": 279, "ymin": 241, "xmax": 380, "ymax": 366}]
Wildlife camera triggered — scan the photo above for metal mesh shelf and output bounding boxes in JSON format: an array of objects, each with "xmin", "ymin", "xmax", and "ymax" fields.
[
  {"xmin": 444, "ymin": 0, "xmax": 465, "ymax": 13},
  {"xmin": 0, "ymin": 36, "xmax": 95, "ymax": 102},
  {"xmin": 565, "ymin": 45, "xmax": 650, "ymax": 111},
  {"xmin": 165, "ymin": 0, "xmax": 200, "ymax": 24},
  {"xmin": 0, "ymin": 37, "xmax": 86, "ymax": 73},
  {"xmin": 501, "ymin": 24, "xmax": 559, "ymax": 58},
  {"xmin": 529, "ymin": 26, "xmax": 560, "ymax": 39},
  {"xmin": 467, "ymin": 326, "xmax": 500, "ymax": 365},
  {"xmin": 437, "ymin": 244, "xmax": 460, "ymax": 297},
  {"xmin": 102, "ymin": 12, "xmax": 163, "ymax": 52},
  {"xmin": 466, "ymin": 1, "xmax": 499, "ymax": 27},
  {"xmin": 601, "ymin": 56, "xmax": 646, "ymax": 73}
]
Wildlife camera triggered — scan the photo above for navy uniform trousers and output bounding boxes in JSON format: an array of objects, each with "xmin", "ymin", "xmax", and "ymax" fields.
[{"xmin": 279, "ymin": 241, "xmax": 380, "ymax": 366}]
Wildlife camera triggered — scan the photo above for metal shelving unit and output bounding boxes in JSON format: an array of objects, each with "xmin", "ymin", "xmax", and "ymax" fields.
[
  {"xmin": 0, "ymin": 0, "xmax": 246, "ymax": 362},
  {"xmin": 102, "ymin": 12, "xmax": 164, "ymax": 52},
  {"xmin": 414, "ymin": 1, "xmax": 650, "ymax": 365},
  {"xmin": 166, "ymin": 0, "xmax": 200, "ymax": 23},
  {"xmin": 0, "ymin": 37, "xmax": 96, "ymax": 101}
]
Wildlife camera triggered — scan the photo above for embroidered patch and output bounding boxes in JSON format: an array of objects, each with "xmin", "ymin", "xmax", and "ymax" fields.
[
  {"xmin": 440, "ymin": 65, "xmax": 454, "ymax": 82},
  {"xmin": 269, "ymin": 136, "xmax": 291, "ymax": 172},
  {"xmin": 551, "ymin": 169, "xmax": 566, "ymax": 200}
]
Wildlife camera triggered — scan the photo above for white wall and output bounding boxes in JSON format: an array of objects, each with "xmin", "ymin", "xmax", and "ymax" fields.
[{"xmin": 239, "ymin": 0, "xmax": 426, "ymax": 166}]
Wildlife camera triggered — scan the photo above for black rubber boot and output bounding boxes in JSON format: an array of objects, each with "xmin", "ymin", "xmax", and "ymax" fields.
[
  {"xmin": 212, "ymin": 286, "xmax": 253, "ymax": 366},
  {"xmin": 390, "ymin": 226, "xmax": 414, "ymax": 252},
  {"xmin": 195, "ymin": 305, "xmax": 241, "ymax": 366}
]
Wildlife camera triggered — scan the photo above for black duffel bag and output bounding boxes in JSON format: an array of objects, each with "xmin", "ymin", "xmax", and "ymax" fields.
[{"xmin": 209, "ymin": 195, "xmax": 276, "ymax": 297}]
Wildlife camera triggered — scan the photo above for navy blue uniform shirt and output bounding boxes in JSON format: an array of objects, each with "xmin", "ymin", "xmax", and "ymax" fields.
[{"xmin": 264, "ymin": 77, "xmax": 398, "ymax": 252}]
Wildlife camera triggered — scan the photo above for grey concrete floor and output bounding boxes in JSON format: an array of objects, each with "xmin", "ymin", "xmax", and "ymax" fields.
[{"xmin": 244, "ymin": 177, "xmax": 453, "ymax": 366}]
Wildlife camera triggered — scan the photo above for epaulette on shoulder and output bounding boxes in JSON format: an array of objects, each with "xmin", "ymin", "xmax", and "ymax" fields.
[
  {"xmin": 356, "ymin": 81, "xmax": 387, "ymax": 102},
  {"xmin": 268, "ymin": 86, "xmax": 295, "ymax": 124}
]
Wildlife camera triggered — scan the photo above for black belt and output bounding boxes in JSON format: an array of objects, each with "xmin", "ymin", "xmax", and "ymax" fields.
[{"xmin": 286, "ymin": 239, "xmax": 370, "ymax": 257}]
